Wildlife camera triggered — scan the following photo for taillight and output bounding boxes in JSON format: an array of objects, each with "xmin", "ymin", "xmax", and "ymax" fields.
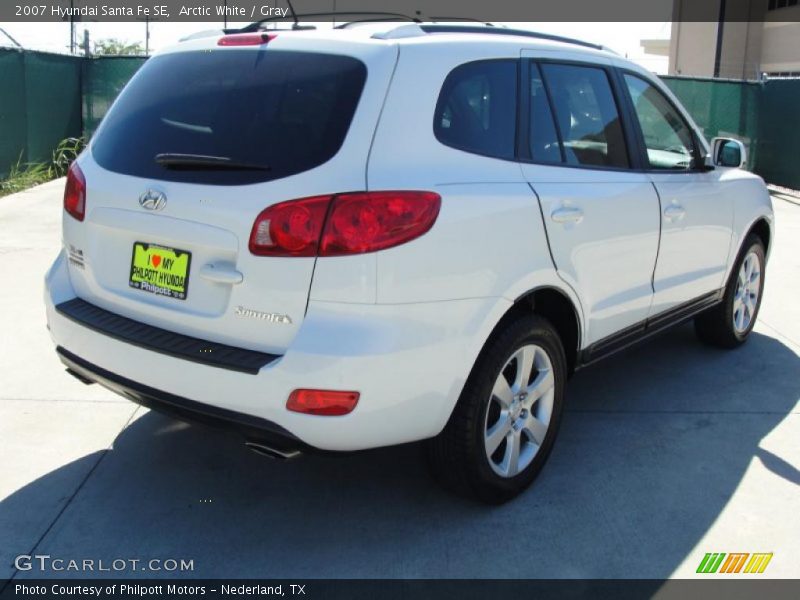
[
  {"xmin": 64, "ymin": 162, "xmax": 86, "ymax": 222},
  {"xmin": 321, "ymin": 191, "xmax": 441, "ymax": 256},
  {"xmin": 248, "ymin": 191, "xmax": 440, "ymax": 257},
  {"xmin": 249, "ymin": 195, "xmax": 332, "ymax": 257},
  {"xmin": 287, "ymin": 389, "xmax": 360, "ymax": 416},
  {"xmin": 217, "ymin": 33, "xmax": 276, "ymax": 46}
]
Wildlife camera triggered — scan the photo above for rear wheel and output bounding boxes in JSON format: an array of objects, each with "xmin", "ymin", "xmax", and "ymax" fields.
[
  {"xmin": 695, "ymin": 235, "xmax": 766, "ymax": 348},
  {"xmin": 427, "ymin": 314, "xmax": 566, "ymax": 503}
]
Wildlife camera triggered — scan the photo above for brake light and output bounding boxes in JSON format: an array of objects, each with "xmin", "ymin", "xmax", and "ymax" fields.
[
  {"xmin": 217, "ymin": 33, "xmax": 277, "ymax": 46},
  {"xmin": 287, "ymin": 389, "xmax": 360, "ymax": 416},
  {"xmin": 249, "ymin": 195, "xmax": 332, "ymax": 257},
  {"xmin": 321, "ymin": 191, "xmax": 441, "ymax": 256},
  {"xmin": 64, "ymin": 162, "xmax": 86, "ymax": 221},
  {"xmin": 248, "ymin": 192, "xmax": 441, "ymax": 257}
]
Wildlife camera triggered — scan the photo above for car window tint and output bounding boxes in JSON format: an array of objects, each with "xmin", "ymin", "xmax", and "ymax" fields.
[
  {"xmin": 540, "ymin": 64, "xmax": 629, "ymax": 169},
  {"xmin": 623, "ymin": 74, "xmax": 697, "ymax": 170},
  {"xmin": 434, "ymin": 60, "xmax": 517, "ymax": 160},
  {"xmin": 529, "ymin": 63, "xmax": 562, "ymax": 163},
  {"xmin": 91, "ymin": 50, "xmax": 366, "ymax": 185}
]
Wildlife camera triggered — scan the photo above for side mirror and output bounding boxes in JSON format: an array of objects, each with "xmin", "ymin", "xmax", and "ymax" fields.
[{"xmin": 710, "ymin": 137, "xmax": 747, "ymax": 168}]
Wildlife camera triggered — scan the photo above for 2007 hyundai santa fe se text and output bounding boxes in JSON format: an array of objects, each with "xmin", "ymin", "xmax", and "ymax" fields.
[{"xmin": 44, "ymin": 23, "xmax": 774, "ymax": 503}]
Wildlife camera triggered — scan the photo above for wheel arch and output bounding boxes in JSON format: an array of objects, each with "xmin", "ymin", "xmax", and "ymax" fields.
[
  {"xmin": 747, "ymin": 217, "xmax": 772, "ymax": 256},
  {"xmin": 482, "ymin": 286, "xmax": 583, "ymax": 376}
]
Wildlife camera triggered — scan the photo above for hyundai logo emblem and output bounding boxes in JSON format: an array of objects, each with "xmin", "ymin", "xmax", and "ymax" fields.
[{"xmin": 139, "ymin": 189, "xmax": 167, "ymax": 211}]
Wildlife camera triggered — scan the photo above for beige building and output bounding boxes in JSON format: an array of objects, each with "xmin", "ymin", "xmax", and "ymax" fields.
[{"xmin": 643, "ymin": 0, "xmax": 800, "ymax": 79}]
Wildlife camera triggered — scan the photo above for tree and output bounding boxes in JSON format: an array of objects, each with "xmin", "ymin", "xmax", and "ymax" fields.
[{"xmin": 92, "ymin": 38, "xmax": 145, "ymax": 56}]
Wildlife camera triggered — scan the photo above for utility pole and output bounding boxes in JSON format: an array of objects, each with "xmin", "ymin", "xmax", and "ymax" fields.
[
  {"xmin": 83, "ymin": 29, "xmax": 90, "ymax": 56},
  {"xmin": 69, "ymin": 0, "xmax": 75, "ymax": 54}
]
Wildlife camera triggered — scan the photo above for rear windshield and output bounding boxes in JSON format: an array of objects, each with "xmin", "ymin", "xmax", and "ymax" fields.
[{"xmin": 91, "ymin": 49, "xmax": 367, "ymax": 185}]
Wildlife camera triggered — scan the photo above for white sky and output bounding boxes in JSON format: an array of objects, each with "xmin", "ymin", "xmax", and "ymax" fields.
[{"xmin": 0, "ymin": 21, "xmax": 670, "ymax": 73}]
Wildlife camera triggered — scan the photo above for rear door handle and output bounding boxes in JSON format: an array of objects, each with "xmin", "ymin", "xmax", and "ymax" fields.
[
  {"xmin": 551, "ymin": 206, "xmax": 584, "ymax": 224},
  {"xmin": 199, "ymin": 263, "xmax": 243, "ymax": 285},
  {"xmin": 663, "ymin": 204, "xmax": 686, "ymax": 222}
]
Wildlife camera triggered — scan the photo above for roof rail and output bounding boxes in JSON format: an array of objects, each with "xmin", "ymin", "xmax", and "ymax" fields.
[
  {"xmin": 418, "ymin": 24, "xmax": 605, "ymax": 52},
  {"xmin": 237, "ymin": 11, "xmax": 422, "ymax": 33}
]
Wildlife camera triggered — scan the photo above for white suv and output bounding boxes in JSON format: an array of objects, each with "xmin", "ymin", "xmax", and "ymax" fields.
[{"xmin": 44, "ymin": 23, "xmax": 774, "ymax": 502}]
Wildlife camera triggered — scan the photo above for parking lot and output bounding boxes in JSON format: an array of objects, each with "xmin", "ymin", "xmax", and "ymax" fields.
[{"xmin": 1, "ymin": 179, "xmax": 798, "ymax": 580}]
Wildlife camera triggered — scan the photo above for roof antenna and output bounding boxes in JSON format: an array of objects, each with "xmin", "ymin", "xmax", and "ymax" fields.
[{"xmin": 286, "ymin": 0, "xmax": 300, "ymax": 29}]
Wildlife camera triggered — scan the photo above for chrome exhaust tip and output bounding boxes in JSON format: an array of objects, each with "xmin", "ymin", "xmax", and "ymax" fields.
[{"xmin": 245, "ymin": 441, "xmax": 302, "ymax": 460}]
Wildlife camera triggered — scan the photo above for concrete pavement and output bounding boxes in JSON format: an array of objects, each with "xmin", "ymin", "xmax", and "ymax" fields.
[{"xmin": 1, "ymin": 179, "xmax": 798, "ymax": 580}]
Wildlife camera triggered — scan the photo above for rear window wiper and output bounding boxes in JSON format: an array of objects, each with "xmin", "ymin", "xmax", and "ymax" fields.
[{"xmin": 155, "ymin": 153, "xmax": 271, "ymax": 171}]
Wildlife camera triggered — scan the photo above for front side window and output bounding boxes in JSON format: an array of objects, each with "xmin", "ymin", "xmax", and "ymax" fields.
[
  {"xmin": 540, "ymin": 63, "xmax": 630, "ymax": 169},
  {"xmin": 434, "ymin": 60, "xmax": 517, "ymax": 160},
  {"xmin": 624, "ymin": 74, "xmax": 697, "ymax": 171}
]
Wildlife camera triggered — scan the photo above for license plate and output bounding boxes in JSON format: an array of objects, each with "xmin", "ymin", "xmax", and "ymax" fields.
[{"xmin": 129, "ymin": 242, "xmax": 192, "ymax": 300}]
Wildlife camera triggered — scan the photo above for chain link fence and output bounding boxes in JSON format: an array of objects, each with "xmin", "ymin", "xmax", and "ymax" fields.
[
  {"xmin": 82, "ymin": 55, "xmax": 147, "ymax": 136},
  {"xmin": 0, "ymin": 49, "xmax": 83, "ymax": 178},
  {"xmin": 1, "ymin": 49, "xmax": 799, "ymax": 189},
  {"xmin": 663, "ymin": 74, "xmax": 800, "ymax": 190},
  {"xmin": 0, "ymin": 48, "xmax": 145, "ymax": 179}
]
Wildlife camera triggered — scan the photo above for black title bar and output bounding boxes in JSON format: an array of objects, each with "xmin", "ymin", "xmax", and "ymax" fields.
[{"xmin": 3, "ymin": 0, "xmax": 799, "ymax": 23}]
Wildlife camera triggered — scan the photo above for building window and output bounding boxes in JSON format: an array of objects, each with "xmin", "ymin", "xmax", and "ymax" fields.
[{"xmin": 768, "ymin": 0, "xmax": 798, "ymax": 11}]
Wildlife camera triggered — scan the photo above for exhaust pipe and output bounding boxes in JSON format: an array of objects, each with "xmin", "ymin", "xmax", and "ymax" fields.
[
  {"xmin": 66, "ymin": 368, "xmax": 96, "ymax": 385},
  {"xmin": 245, "ymin": 441, "xmax": 302, "ymax": 460}
]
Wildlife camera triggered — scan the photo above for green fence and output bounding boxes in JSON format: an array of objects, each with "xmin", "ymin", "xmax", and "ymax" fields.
[
  {"xmin": 755, "ymin": 79, "xmax": 800, "ymax": 189},
  {"xmin": 1, "ymin": 50, "xmax": 799, "ymax": 189},
  {"xmin": 0, "ymin": 48, "xmax": 145, "ymax": 179},
  {"xmin": 663, "ymin": 75, "xmax": 800, "ymax": 190},
  {"xmin": 0, "ymin": 50, "xmax": 83, "ymax": 178},
  {"xmin": 82, "ymin": 56, "xmax": 147, "ymax": 136}
]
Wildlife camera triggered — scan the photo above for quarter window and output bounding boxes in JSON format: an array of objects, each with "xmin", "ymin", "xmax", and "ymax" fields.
[
  {"xmin": 434, "ymin": 60, "xmax": 517, "ymax": 160},
  {"xmin": 540, "ymin": 63, "xmax": 630, "ymax": 169},
  {"xmin": 623, "ymin": 74, "xmax": 697, "ymax": 170}
]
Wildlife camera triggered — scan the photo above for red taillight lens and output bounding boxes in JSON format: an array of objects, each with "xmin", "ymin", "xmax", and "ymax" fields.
[
  {"xmin": 287, "ymin": 389, "xmax": 360, "ymax": 416},
  {"xmin": 64, "ymin": 162, "xmax": 86, "ymax": 221},
  {"xmin": 249, "ymin": 191, "xmax": 440, "ymax": 257},
  {"xmin": 218, "ymin": 33, "xmax": 276, "ymax": 46},
  {"xmin": 249, "ymin": 195, "xmax": 332, "ymax": 257},
  {"xmin": 321, "ymin": 191, "xmax": 441, "ymax": 256}
]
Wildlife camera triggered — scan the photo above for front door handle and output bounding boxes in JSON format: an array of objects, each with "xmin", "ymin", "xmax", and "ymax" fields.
[
  {"xmin": 551, "ymin": 206, "xmax": 584, "ymax": 224},
  {"xmin": 663, "ymin": 204, "xmax": 686, "ymax": 222}
]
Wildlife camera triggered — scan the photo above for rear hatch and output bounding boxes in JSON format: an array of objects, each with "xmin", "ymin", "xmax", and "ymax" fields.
[{"xmin": 65, "ymin": 34, "xmax": 396, "ymax": 354}]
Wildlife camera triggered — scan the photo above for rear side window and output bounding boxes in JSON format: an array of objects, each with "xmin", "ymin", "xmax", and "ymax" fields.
[
  {"xmin": 540, "ymin": 63, "xmax": 629, "ymax": 169},
  {"xmin": 434, "ymin": 60, "xmax": 517, "ymax": 160},
  {"xmin": 91, "ymin": 50, "xmax": 367, "ymax": 185},
  {"xmin": 529, "ymin": 63, "xmax": 562, "ymax": 164}
]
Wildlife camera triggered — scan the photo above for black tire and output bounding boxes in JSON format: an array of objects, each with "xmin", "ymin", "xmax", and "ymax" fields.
[
  {"xmin": 427, "ymin": 313, "xmax": 566, "ymax": 504},
  {"xmin": 694, "ymin": 234, "xmax": 766, "ymax": 349}
]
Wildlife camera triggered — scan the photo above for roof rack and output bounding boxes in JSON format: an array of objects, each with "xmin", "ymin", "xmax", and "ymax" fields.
[
  {"xmin": 237, "ymin": 11, "xmax": 423, "ymax": 33},
  {"xmin": 418, "ymin": 24, "xmax": 606, "ymax": 51}
]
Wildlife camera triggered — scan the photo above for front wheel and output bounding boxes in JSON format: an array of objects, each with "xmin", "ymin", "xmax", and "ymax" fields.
[
  {"xmin": 695, "ymin": 234, "xmax": 766, "ymax": 348},
  {"xmin": 427, "ymin": 314, "xmax": 566, "ymax": 503}
]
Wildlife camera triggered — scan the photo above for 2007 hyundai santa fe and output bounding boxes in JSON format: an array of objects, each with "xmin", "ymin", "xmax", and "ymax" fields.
[{"xmin": 44, "ymin": 22, "xmax": 774, "ymax": 502}]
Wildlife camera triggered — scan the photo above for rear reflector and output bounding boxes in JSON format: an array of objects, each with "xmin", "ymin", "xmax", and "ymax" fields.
[
  {"xmin": 287, "ymin": 389, "xmax": 360, "ymax": 416},
  {"xmin": 249, "ymin": 191, "xmax": 441, "ymax": 257},
  {"xmin": 64, "ymin": 162, "xmax": 86, "ymax": 222},
  {"xmin": 218, "ymin": 33, "xmax": 277, "ymax": 46}
]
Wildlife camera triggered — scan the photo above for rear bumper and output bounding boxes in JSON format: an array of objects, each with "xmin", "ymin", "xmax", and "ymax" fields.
[
  {"xmin": 58, "ymin": 346, "xmax": 306, "ymax": 455},
  {"xmin": 45, "ymin": 249, "xmax": 511, "ymax": 451}
]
